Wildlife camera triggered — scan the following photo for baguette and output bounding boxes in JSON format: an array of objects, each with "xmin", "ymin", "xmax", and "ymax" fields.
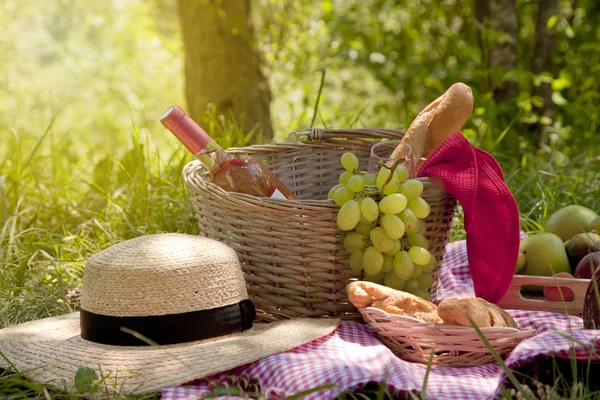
[
  {"xmin": 346, "ymin": 281, "xmax": 443, "ymax": 323},
  {"xmin": 393, "ymin": 82, "xmax": 474, "ymax": 172}
]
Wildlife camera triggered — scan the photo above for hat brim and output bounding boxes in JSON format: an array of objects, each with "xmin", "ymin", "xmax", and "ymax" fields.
[{"xmin": 0, "ymin": 312, "xmax": 340, "ymax": 395}]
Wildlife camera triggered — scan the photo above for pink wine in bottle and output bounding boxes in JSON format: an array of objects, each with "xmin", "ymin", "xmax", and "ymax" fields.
[{"xmin": 160, "ymin": 105, "xmax": 296, "ymax": 200}]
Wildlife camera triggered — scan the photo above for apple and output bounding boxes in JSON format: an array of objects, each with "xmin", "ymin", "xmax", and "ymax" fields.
[
  {"xmin": 543, "ymin": 272, "xmax": 575, "ymax": 302},
  {"xmin": 574, "ymin": 252, "xmax": 600, "ymax": 279},
  {"xmin": 564, "ymin": 232, "xmax": 600, "ymax": 270},
  {"xmin": 520, "ymin": 233, "xmax": 571, "ymax": 293},
  {"xmin": 587, "ymin": 216, "xmax": 600, "ymax": 233},
  {"xmin": 515, "ymin": 251, "xmax": 526, "ymax": 274},
  {"xmin": 544, "ymin": 205, "xmax": 598, "ymax": 242},
  {"xmin": 520, "ymin": 233, "xmax": 571, "ymax": 276}
]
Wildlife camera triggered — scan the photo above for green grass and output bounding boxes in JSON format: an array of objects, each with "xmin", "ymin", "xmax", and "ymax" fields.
[{"xmin": 1, "ymin": 115, "xmax": 600, "ymax": 398}]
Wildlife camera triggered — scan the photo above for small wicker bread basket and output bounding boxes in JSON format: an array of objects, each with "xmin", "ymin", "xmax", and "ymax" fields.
[
  {"xmin": 183, "ymin": 128, "xmax": 456, "ymax": 321},
  {"xmin": 359, "ymin": 307, "xmax": 536, "ymax": 367}
]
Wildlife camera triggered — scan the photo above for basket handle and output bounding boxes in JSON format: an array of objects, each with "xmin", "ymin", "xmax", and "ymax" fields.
[{"xmin": 289, "ymin": 128, "xmax": 405, "ymax": 142}]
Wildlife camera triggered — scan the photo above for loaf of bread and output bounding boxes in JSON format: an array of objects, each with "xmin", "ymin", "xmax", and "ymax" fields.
[
  {"xmin": 437, "ymin": 297, "xmax": 519, "ymax": 329},
  {"xmin": 393, "ymin": 82, "xmax": 474, "ymax": 172},
  {"xmin": 347, "ymin": 281, "xmax": 519, "ymax": 329},
  {"xmin": 346, "ymin": 281, "xmax": 443, "ymax": 323}
]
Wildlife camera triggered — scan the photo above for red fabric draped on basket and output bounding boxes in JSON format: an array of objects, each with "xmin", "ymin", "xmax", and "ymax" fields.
[{"xmin": 417, "ymin": 132, "xmax": 520, "ymax": 304}]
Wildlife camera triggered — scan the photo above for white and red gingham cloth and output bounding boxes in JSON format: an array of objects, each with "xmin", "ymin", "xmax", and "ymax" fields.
[{"xmin": 163, "ymin": 238, "xmax": 600, "ymax": 400}]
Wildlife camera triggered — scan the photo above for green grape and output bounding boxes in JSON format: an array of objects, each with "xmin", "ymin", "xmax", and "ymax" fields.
[
  {"xmin": 382, "ymin": 256, "xmax": 394, "ymax": 273},
  {"xmin": 363, "ymin": 173, "xmax": 377, "ymax": 186},
  {"xmin": 395, "ymin": 164, "xmax": 409, "ymax": 182},
  {"xmin": 405, "ymin": 221, "xmax": 421, "ymax": 235},
  {"xmin": 421, "ymin": 255, "xmax": 437, "ymax": 273},
  {"xmin": 375, "ymin": 168, "xmax": 391, "ymax": 189},
  {"xmin": 363, "ymin": 246, "xmax": 384, "ymax": 275},
  {"xmin": 393, "ymin": 251, "xmax": 414, "ymax": 280},
  {"xmin": 398, "ymin": 207, "xmax": 418, "ymax": 232},
  {"xmin": 399, "ymin": 179, "xmax": 423, "ymax": 200},
  {"xmin": 343, "ymin": 232, "xmax": 366, "ymax": 252},
  {"xmin": 407, "ymin": 233, "xmax": 429, "ymax": 250},
  {"xmin": 410, "ymin": 265, "xmax": 423, "ymax": 279},
  {"xmin": 418, "ymin": 273, "xmax": 434, "ymax": 289},
  {"xmin": 412, "ymin": 288, "xmax": 431, "ymax": 301},
  {"xmin": 382, "ymin": 174, "xmax": 400, "ymax": 196},
  {"xmin": 355, "ymin": 222, "xmax": 373, "ymax": 237},
  {"xmin": 349, "ymin": 250, "xmax": 364, "ymax": 272},
  {"xmin": 404, "ymin": 278, "xmax": 420, "ymax": 294},
  {"xmin": 364, "ymin": 271, "xmax": 385, "ymax": 285},
  {"xmin": 381, "ymin": 214, "xmax": 406, "ymax": 240},
  {"xmin": 328, "ymin": 183, "xmax": 345, "ymax": 200},
  {"xmin": 379, "ymin": 193, "xmax": 408, "ymax": 214},
  {"xmin": 370, "ymin": 227, "xmax": 395, "ymax": 253},
  {"xmin": 339, "ymin": 170, "xmax": 354, "ymax": 184},
  {"xmin": 384, "ymin": 271, "xmax": 406, "ymax": 290},
  {"xmin": 408, "ymin": 246, "xmax": 431, "ymax": 266},
  {"xmin": 359, "ymin": 215, "xmax": 371, "ymax": 224},
  {"xmin": 360, "ymin": 197, "xmax": 379, "ymax": 222},
  {"xmin": 409, "ymin": 197, "xmax": 431, "ymax": 219},
  {"xmin": 337, "ymin": 200, "xmax": 361, "ymax": 231},
  {"xmin": 384, "ymin": 240, "xmax": 401, "ymax": 256},
  {"xmin": 417, "ymin": 219, "xmax": 427, "ymax": 234},
  {"xmin": 333, "ymin": 186, "xmax": 354, "ymax": 206},
  {"xmin": 341, "ymin": 152, "xmax": 359, "ymax": 172},
  {"xmin": 348, "ymin": 175, "xmax": 365, "ymax": 192}
]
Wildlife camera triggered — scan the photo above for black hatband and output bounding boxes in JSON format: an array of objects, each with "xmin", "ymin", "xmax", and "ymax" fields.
[{"xmin": 80, "ymin": 299, "xmax": 256, "ymax": 346}]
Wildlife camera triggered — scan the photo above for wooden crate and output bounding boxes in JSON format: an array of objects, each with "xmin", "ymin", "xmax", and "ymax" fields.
[{"xmin": 498, "ymin": 275, "xmax": 590, "ymax": 317}]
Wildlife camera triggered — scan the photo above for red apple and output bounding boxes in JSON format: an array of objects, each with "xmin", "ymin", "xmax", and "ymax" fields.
[
  {"xmin": 574, "ymin": 252, "xmax": 600, "ymax": 279},
  {"xmin": 543, "ymin": 272, "xmax": 576, "ymax": 302}
]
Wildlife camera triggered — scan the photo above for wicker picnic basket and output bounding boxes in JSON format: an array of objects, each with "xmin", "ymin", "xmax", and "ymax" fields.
[
  {"xmin": 183, "ymin": 128, "xmax": 456, "ymax": 321},
  {"xmin": 359, "ymin": 307, "xmax": 537, "ymax": 367}
]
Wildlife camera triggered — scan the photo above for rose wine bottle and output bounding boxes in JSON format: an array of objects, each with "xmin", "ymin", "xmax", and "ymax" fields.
[{"xmin": 160, "ymin": 105, "xmax": 296, "ymax": 200}]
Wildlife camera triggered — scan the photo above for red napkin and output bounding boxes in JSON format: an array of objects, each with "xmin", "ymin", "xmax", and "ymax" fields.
[{"xmin": 417, "ymin": 132, "xmax": 520, "ymax": 304}]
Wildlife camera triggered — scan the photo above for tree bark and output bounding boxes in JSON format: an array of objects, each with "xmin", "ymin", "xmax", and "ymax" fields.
[
  {"xmin": 531, "ymin": 0, "xmax": 559, "ymax": 148},
  {"xmin": 177, "ymin": 0, "xmax": 273, "ymax": 142},
  {"xmin": 475, "ymin": 0, "xmax": 518, "ymax": 102}
]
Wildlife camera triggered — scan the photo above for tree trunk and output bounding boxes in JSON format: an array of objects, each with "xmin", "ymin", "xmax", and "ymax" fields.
[
  {"xmin": 475, "ymin": 0, "xmax": 518, "ymax": 102},
  {"xmin": 177, "ymin": 0, "xmax": 273, "ymax": 142},
  {"xmin": 531, "ymin": 0, "xmax": 559, "ymax": 148}
]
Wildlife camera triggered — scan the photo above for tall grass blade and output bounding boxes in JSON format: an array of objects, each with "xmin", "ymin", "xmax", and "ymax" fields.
[
  {"xmin": 310, "ymin": 69, "xmax": 327, "ymax": 128},
  {"xmin": 466, "ymin": 315, "xmax": 530, "ymax": 400},
  {"xmin": 282, "ymin": 383, "xmax": 335, "ymax": 399},
  {"xmin": 22, "ymin": 110, "xmax": 61, "ymax": 170}
]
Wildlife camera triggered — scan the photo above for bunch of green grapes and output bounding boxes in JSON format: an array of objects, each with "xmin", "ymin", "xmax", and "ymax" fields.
[{"xmin": 330, "ymin": 152, "xmax": 436, "ymax": 301}]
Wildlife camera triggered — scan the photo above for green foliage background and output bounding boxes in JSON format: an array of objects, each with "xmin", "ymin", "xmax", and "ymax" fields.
[
  {"xmin": 2, "ymin": 0, "xmax": 600, "ymax": 151},
  {"xmin": 0, "ymin": 0, "xmax": 599, "ymax": 331}
]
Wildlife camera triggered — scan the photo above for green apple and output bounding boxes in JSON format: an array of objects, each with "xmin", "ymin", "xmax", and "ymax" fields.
[
  {"xmin": 515, "ymin": 251, "xmax": 526, "ymax": 274},
  {"xmin": 520, "ymin": 233, "xmax": 571, "ymax": 277},
  {"xmin": 545, "ymin": 205, "xmax": 598, "ymax": 242},
  {"xmin": 587, "ymin": 216, "xmax": 600, "ymax": 233}
]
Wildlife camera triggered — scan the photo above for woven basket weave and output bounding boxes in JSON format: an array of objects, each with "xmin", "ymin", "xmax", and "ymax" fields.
[
  {"xmin": 183, "ymin": 128, "xmax": 456, "ymax": 321},
  {"xmin": 360, "ymin": 307, "xmax": 536, "ymax": 367}
]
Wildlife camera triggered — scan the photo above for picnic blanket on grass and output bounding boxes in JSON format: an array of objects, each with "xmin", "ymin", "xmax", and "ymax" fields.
[{"xmin": 162, "ymin": 238, "xmax": 600, "ymax": 400}]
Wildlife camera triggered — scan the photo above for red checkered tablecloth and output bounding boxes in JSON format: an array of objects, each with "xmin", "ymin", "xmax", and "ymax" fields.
[{"xmin": 162, "ymin": 238, "xmax": 600, "ymax": 400}]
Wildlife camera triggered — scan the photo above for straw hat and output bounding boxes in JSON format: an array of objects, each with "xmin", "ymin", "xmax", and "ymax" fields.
[{"xmin": 0, "ymin": 234, "xmax": 340, "ymax": 395}]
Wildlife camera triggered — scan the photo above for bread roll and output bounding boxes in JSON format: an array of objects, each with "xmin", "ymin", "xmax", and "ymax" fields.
[
  {"xmin": 346, "ymin": 281, "xmax": 442, "ymax": 323},
  {"xmin": 437, "ymin": 297, "xmax": 519, "ymax": 329},
  {"xmin": 393, "ymin": 82, "xmax": 474, "ymax": 172}
]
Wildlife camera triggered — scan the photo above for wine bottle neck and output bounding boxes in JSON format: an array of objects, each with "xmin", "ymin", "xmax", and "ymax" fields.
[
  {"xmin": 160, "ymin": 105, "xmax": 211, "ymax": 155},
  {"xmin": 194, "ymin": 139, "xmax": 230, "ymax": 171}
]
